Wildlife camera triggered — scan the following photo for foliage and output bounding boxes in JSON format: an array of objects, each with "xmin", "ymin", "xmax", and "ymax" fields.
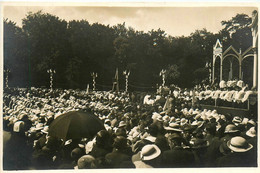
[{"xmin": 3, "ymin": 11, "xmax": 255, "ymax": 90}]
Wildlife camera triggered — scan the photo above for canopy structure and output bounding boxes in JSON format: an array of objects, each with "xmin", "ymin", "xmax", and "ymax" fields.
[{"xmin": 212, "ymin": 11, "xmax": 258, "ymax": 89}]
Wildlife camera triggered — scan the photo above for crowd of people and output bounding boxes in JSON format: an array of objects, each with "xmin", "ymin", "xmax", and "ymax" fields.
[{"xmin": 2, "ymin": 81, "xmax": 258, "ymax": 170}]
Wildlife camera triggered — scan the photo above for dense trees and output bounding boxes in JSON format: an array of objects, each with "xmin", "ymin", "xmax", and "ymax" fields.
[{"xmin": 4, "ymin": 11, "xmax": 254, "ymax": 90}]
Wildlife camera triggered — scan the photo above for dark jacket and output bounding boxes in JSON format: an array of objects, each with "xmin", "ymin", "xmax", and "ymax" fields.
[
  {"xmin": 162, "ymin": 146, "xmax": 195, "ymax": 168},
  {"xmin": 105, "ymin": 149, "xmax": 133, "ymax": 168}
]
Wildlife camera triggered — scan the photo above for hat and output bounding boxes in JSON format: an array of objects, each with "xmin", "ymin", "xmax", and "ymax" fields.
[
  {"xmin": 180, "ymin": 118, "xmax": 188, "ymax": 126},
  {"xmin": 227, "ymin": 136, "xmax": 253, "ymax": 152},
  {"xmin": 41, "ymin": 126, "xmax": 49, "ymax": 134},
  {"xmin": 77, "ymin": 155, "xmax": 95, "ymax": 169},
  {"xmin": 13, "ymin": 121, "xmax": 24, "ymax": 132},
  {"xmin": 164, "ymin": 123, "xmax": 183, "ymax": 132},
  {"xmin": 162, "ymin": 115, "xmax": 170, "ymax": 122},
  {"xmin": 34, "ymin": 123, "xmax": 44, "ymax": 130},
  {"xmin": 156, "ymin": 115, "xmax": 163, "ymax": 122},
  {"xmin": 246, "ymin": 127, "xmax": 256, "ymax": 137},
  {"xmin": 145, "ymin": 136, "xmax": 157, "ymax": 143},
  {"xmin": 169, "ymin": 117, "xmax": 176, "ymax": 123},
  {"xmin": 175, "ymin": 118, "xmax": 181, "ymax": 124},
  {"xmin": 232, "ymin": 116, "xmax": 242, "ymax": 126},
  {"xmin": 248, "ymin": 119, "xmax": 256, "ymax": 126},
  {"xmin": 191, "ymin": 121, "xmax": 204, "ymax": 128},
  {"xmin": 140, "ymin": 144, "xmax": 161, "ymax": 161},
  {"xmin": 224, "ymin": 124, "xmax": 239, "ymax": 133},
  {"xmin": 118, "ymin": 121, "xmax": 127, "ymax": 128}
]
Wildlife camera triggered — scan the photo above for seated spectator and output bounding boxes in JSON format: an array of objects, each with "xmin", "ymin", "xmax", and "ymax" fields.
[
  {"xmin": 132, "ymin": 144, "xmax": 162, "ymax": 168},
  {"xmin": 105, "ymin": 136, "xmax": 134, "ymax": 168},
  {"xmin": 216, "ymin": 136, "xmax": 256, "ymax": 167}
]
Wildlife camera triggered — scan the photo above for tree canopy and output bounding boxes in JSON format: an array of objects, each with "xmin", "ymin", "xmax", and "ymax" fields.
[{"xmin": 4, "ymin": 10, "xmax": 254, "ymax": 90}]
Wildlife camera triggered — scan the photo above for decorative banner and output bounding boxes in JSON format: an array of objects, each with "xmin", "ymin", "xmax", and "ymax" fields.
[
  {"xmin": 123, "ymin": 70, "xmax": 130, "ymax": 92},
  {"xmin": 91, "ymin": 72, "xmax": 98, "ymax": 91}
]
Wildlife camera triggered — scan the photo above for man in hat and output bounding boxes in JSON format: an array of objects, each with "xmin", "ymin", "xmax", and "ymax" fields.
[
  {"xmin": 162, "ymin": 132, "xmax": 195, "ymax": 167},
  {"xmin": 3, "ymin": 121, "xmax": 32, "ymax": 170},
  {"xmin": 132, "ymin": 144, "xmax": 162, "ymax": 168},
  {"xmin": 105, "ymin": 136, "xmax": 134, "ymax": 168},
  {"xmin": 216, "ymin": 136, "xmax": 256, "ymax": 167}
]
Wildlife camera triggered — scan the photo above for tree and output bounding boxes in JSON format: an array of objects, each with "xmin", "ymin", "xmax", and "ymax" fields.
[
  {"xmin": 165, "ymin": 64, "xmax": 180, "ymax": 85},
  {"xmin": 220, "ymin": 13, "xmax": 252, "ymax": 52},
  {"xmin": 22, "ymin": 11, "xmax": 70, "ymax": 88},
  {"xmin": 4, "ymin": 19, "xmax": 29, "ymax": 87}
]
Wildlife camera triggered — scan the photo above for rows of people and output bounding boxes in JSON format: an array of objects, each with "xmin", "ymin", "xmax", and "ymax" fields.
[{"xmin": 2, "ymin": 86, "xmax": 258, "ymax": 169}]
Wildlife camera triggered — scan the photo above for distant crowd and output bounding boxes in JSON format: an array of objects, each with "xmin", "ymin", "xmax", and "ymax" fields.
[{"xmin": 2, "ymin": 80, "xmax": 258, "ymax": 170}]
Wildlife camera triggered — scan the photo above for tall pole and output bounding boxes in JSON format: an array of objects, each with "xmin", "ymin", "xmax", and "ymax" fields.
[
  {"xmin": 91, "ymin": 72, "xmax": 98, "ymax": 91},
  {"xmin": 47, "ymin": 69, "xmax": 56, "ymax": 90},
  {"xmin": 4, "ymin": 69, "xmax": 10, "ymax": 88},
  {"xmin": 123, "ymin": 70, "xmax": 130, "ymax": 92}
]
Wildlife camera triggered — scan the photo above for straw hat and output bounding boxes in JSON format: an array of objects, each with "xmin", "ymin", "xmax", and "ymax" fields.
[
  {"xmin": 164, "ymin": 123, "xmax": 183, "ymax": 132},
  {"xmin": 140, "ymin": 144, "xmax": 161, "ymax": 161},
  {"xmin": 118, "ymin": 121, "xmax": 127, "ymax": 128},
  {"xmin": 224, "ymin": 124, "xmax": 239, "ymax": 133},
  {"xmin": 227, "ymin": 136, "xmax": 253, "ymax": 152},
  {"xmin": 13, "ymin": 121, "xmax": 25, "ymax": 132},
  {"xmin": 232, "ymin": 116, "xmax": 242, "ymax": 126},
  {"xmin": 41, "ymin": 126, "xmax": 49, "ymax": 134},
  {"xmin": 246, "ymin": 127, "xmax": 256, "ymax": 138}
]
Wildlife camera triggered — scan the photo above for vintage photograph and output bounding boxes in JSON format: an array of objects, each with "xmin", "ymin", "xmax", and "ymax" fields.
[{"xmin": 1, "ymin": 2, "xmax": 258, "ymax": 171}]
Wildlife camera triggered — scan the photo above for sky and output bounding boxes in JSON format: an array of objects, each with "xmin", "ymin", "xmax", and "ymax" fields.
[{"xmin": 2, "ymin": 4, "xmax": 258, "ymax": 37}]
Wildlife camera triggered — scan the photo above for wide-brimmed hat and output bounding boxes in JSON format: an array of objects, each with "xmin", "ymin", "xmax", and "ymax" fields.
[
  {"xmin": 156, "ymin": 115, "xmax": 163, "ymax": 122},
  {"xmin": 232, "ymin": 116, "xmax": 242, "ymax": 126},
  {"xmin": 224, "ymin": 124, "xmax": 239, "ymax": 133},
  {"xmin": 180, "ymin": 118, "xmax": 188, "ymax": 126},
  {"xmin": 191, "ymin": 121, "xmax": 204, "ymax": 128},
  {"xmin": 140, "ymin": 144, "xmax": 161, "ymax": 161},
  {"xmin": 41, "ymin": 126, "xmax": 49, "ymax": 134},
  {"xmin": 248, "ymin": 119, "xmax": 256, "ymax": 126},
  {"xmin": 164, "ymin": 123, "xmax": 183, "ymax": 132},
  {"xmin": 118, "ymin": 121, "xmax": 127, "ymax": 128},
  {"xmin": 246, "ymin": 127, "xmax": 256, "ymax": 137},
  {"xmin": 227, "ymin": 136, "xmax": 253, "ymax": 152}
]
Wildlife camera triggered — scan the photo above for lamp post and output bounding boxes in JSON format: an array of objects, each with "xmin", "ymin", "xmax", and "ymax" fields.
[
  {"xmin": 4, "ymin": 69, "xmax": 10, "ymax": 88},
  {"xmin": 159, "ymin": 69, "xmax": 166, "ymax": 87},
  {"xmin": 123, "ymin": 70, "xmax": 130, "ymax": 92},
  {"xmin": 47, "ymin": 69, "xmax": 56, "ymax": 90},
  {"xmin": 91, "ymin": 72, "xmax": 98, "ymax": 91}
]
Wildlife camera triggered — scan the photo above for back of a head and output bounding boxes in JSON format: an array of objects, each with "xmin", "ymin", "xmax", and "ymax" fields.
[
  {"xmin": 96, "ymin": 130, "xmax": 110, "ymax": 146},
  {"xmin": 113, "ymin": 136, "xmax": 128, "ymax": 150},
  {"xmin": 148, "ymin": 123, "xmax": 159, "ymax": 137},
  {"xmin": 71, "ymin": 148, "xmax": 85, "ymax": 161},
  {"xmin": 77, "ymin": 155, "xmax": 95, "ymax": 169}
]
